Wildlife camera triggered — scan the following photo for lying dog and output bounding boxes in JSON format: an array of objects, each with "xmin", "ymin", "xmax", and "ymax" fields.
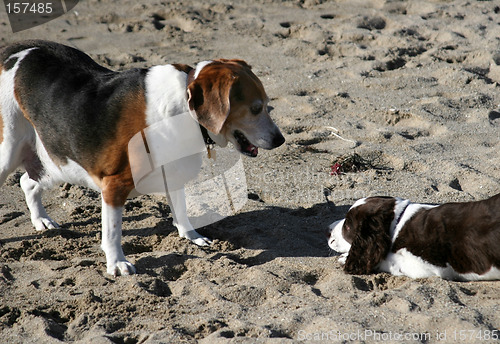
[
  {"xmin": 0, "ymin": 40, "xmax": 285, "ymax": 276},
  {"xmin": 328, "ymin": 194, "xmax": 500, "ymax": 280}
]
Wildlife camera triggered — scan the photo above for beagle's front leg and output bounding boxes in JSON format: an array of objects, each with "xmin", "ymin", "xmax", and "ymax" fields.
[
  {"xmin": 168, "ymin": 187, "xmax": 212, "ymax": 246},
  {"xmin": 101, "ymin": 198, "xmax": 136, "ymax": 276}
]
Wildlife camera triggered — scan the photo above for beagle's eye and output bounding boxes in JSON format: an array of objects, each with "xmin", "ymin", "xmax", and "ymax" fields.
[{"xmin": 251, "ymin": 104, "xmax": 263, "ymax": 115}]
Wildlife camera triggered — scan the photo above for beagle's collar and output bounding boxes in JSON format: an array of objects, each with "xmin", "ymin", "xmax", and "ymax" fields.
[{"xmin": 200, "ymin": 124, "xmax": 216, "ymax": 146}]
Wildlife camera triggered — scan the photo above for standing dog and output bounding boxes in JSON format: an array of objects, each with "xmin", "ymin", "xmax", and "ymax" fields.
[
  {"xmin": 0, "ymin": 40, "xmax": 285, "ymax": 276},
  {"xmin": 328, "ymin": 195, "xmax": 500, "ymax": 281}
]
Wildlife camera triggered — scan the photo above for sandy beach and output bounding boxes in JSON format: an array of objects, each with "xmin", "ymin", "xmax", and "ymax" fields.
[{"xmin": 1, "ymin": 0, "xmax": 499, "ymax": 342}]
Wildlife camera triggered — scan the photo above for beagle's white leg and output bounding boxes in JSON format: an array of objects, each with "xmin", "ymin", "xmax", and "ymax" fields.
[
  {"xmin": 168, "ymin": 187, "xmax": 212, "ymax": 246},
  {"xmin": 0, "ymin": 137, "xmax": 25, "ymax": 186},
  {"xmin": 20, "ymin": 172, "xmax": 59, "ymax": 231},
  {"xmin": 101, "ymin": 198, "xmax": 136, "ymax": 276}
]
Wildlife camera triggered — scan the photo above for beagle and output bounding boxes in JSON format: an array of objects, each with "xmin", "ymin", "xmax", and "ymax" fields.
[{"xmin": 0, "ymin": 40, "xmax": 285, "ymax": 276}]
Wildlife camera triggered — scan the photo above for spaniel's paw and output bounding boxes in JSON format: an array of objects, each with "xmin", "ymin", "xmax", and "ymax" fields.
[{"xmin": 338, "ymin": 253, "xmax": 348, "ymax": 265}]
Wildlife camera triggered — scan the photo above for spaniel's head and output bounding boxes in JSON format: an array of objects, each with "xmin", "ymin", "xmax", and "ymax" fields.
[{"xmin": 328, "ymin": 197, "xmax": 409, "ymax": 274}]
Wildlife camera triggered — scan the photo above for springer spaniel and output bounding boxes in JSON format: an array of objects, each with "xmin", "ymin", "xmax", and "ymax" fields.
[{"xmin": 328, "ymin": 194, "xmax": 500, "ymax": 281}]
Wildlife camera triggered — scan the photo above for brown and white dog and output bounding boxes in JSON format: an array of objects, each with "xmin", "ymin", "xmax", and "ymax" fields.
[
  {"xmin": 328, "ymin": 194, "xmax": 500, "ymax": 281},
  {"xmin": 0, "ymin": 40, "xmax": 284, "ymax": 276}
]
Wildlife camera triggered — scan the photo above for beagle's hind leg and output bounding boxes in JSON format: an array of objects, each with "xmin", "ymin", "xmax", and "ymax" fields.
[
  {"xmin": 0, "ymin": 116, "xmax": 58, "ymax": 231},
  {"xmin": 20, "ymin": 172, "xmax": 59, "ymax": 231},
  {"xmin": 0, "ymin": 137, "xmax": 25, "ymax": 187}
]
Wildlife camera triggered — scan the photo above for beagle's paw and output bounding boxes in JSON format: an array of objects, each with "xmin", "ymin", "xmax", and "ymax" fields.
[
  {"xmin": 33, "ymin": 216, "xmax": 59, "ymax": 231},
  {"xmin": 107, "ymin": 260, "xmax": 136, "ymax": 277},
  {"xmin": 338, "ymin": 253, "xmax": 348, "ymax": 265},
  {"xmin": 180, "ymin": 230, "xmax": 212, "ymax": 246}
]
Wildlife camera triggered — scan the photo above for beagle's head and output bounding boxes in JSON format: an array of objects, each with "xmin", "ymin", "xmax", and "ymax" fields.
[{"xmin": 187, "ymin": 59, "xmax": 285, "ymax": 157}]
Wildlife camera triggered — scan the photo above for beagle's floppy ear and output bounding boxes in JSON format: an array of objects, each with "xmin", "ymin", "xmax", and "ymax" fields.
[
  {"xmin": 187, "ymin": 67, "xmax": 238, "ymax": 134},
  {"xmin": 344, "ymin": 207, "xmax": 393, "ymax": 275},
  {"xmin": 218, "ymin": 58, "xmax": 252, "ymax": 69}
]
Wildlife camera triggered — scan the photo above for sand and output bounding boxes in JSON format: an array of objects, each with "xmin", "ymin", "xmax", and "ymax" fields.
[{"xmin": 1, "ymin": 0, "xmax": 499, "ymax": 343}]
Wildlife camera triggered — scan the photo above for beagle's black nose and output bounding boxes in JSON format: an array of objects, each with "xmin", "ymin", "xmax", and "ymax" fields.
[{"xmin": 272, "ymin": 132, "xmax": 285, "ymax": 148}]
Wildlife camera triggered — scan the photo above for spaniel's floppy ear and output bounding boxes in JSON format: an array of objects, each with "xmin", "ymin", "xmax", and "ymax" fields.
[
  {"xmin": 187, "ymin": 64, "xmax": 238, "ymax": 134},
  {"xmin": 344, "ymin": 207, "xmax": 393, "ymax": 275}
]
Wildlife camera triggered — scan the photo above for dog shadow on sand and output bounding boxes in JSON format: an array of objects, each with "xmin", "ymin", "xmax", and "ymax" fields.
[{"xmin": 128, "ymin": 201, "xmax": 351, "ymax": 273}]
